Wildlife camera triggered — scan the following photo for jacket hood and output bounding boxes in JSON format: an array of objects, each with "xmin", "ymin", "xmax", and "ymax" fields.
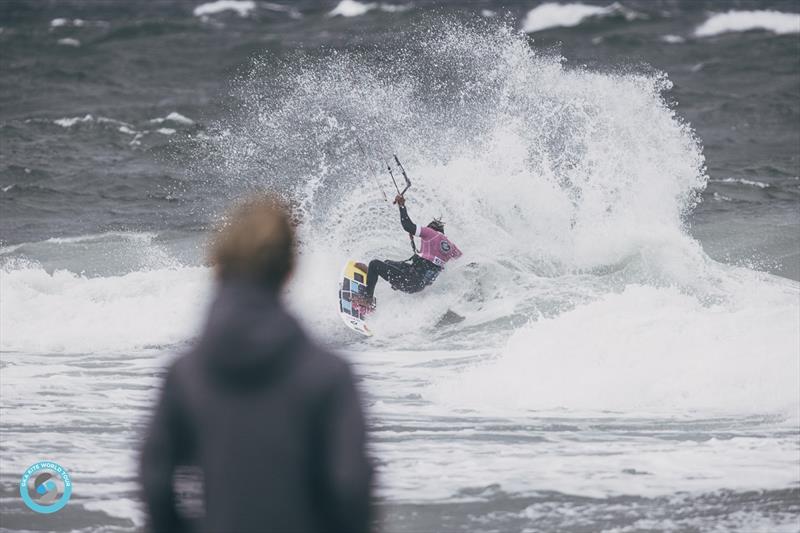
[{"xmin": 196, "ymin": 280, "xmax": 306, "ymax": 385}]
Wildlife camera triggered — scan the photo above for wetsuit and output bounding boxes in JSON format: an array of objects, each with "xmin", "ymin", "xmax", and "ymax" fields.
[{"xmin": 365, "ymin": 205, "xmax": 462, "ymax": 298}]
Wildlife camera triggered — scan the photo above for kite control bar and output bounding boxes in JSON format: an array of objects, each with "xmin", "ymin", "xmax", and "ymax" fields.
[
  {"xmin": 394, "ymin": 155, "xmax": 412, "ymax": 196},
  {"xmin": 387, "ymin": 155, "xmax": 417, "ymax": 254},
  {"xmin": 387, "ymin": 154, "xmax": 412, "ymax": 201}
]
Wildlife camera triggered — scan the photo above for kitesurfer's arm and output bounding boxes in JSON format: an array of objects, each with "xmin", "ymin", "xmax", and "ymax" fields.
[{"xmin": 395, "ymin": 195, "xmax": 417, "ymax": 235}]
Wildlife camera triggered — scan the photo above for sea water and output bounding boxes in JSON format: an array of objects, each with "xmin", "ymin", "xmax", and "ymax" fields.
[{"xmin": 1, "ymin": 2, "xmax": 798, "ymax": 531}]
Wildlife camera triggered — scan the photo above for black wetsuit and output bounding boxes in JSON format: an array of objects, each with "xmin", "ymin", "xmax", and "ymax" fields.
[{"xmin": 365, "ymin": 205, "xmax": 442, "ymax": 298}]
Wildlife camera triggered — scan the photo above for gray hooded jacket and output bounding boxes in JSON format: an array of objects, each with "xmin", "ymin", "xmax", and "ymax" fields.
[{"xmin": 140, "ymin": 281, "xmax": 372, "ymax": 533}]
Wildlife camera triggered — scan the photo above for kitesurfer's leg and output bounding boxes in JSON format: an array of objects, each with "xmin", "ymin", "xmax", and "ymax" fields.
[
  {"xmin": 382, "ymin": 260, "xmax": 427, "ymax": 294},
  {"xmin": 362, "ymin": 259, "xmax": 425, "ymax": 302},
  {"xmin": 366, "ymin": 259, "xmax": 392, "ymax": 297}
]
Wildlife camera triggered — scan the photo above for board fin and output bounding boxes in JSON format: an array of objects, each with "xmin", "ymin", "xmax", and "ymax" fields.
[{"xmin": 436, "ymin": 309, "xmax": 465, "ymax": 327}]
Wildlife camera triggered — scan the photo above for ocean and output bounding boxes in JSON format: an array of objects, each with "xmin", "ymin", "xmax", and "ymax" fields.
[{"xmin": 1, "ymin": 1, "xmax": 799, "ymax": 531}]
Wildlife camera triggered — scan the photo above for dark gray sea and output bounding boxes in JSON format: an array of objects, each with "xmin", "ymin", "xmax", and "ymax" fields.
[{"xmin": 1, "ymin": 1, "xmax": 799, "ymax": 532}]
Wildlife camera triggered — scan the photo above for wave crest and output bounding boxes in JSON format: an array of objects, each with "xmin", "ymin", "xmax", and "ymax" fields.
[{"xmin": 695, "ymin": 10, "xmax": 800, "ymax": 38}]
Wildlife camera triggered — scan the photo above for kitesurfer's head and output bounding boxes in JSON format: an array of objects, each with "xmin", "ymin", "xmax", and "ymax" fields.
[
  {"xmin": 210, "ymin": 195, "xmax": 295, "ymax": 290},
  {"xmin": 427, "ymin": 218, "xmax": 444, "ymax": 233}
]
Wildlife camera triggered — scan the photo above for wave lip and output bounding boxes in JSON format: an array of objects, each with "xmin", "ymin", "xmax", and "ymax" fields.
[
  {"xmin": 0, "ymin": 231, "xmax": 159, "ymax": 254},
  {"xmin": 329, "ymin": 0, "xmax": 410, "ymax": 18},
  {"xmin": 148, "ymin": 111, "xmax": 195, "ymax": 126},
  {"xmin": 50, "ymin": 18, "xmax": 85, "ymax": 28},
  {"xmin": 522, "ymin": 2, "xmax": 638, "ymax": 33},
  {"xmin": 263, "ymin": 2, "xmax": 303, "ymax": 19},
  {"xmin": 661, "ymin": 34, "xmax": 685, "ymax": 44},
  {"xmin": 695, "ymin": 10, "xmax": 800, "ymax": 37},
  {"xmin": 710, "ymin": 178, "xmax": 770, "ymax": 189},
  {"xmin": 53, "ymin": 115, "xmax": 133, "ymax": 128},
  {"xmin": 54, "ymin": 114, "xmax": 94, "ymax": 127},
  {"xmin": 193, "ymin": 0, "xmax": 256, "ymax": 18},
  {"xmin": 330, "ymin": 0, "xmax": 375, "ymax": 17}
]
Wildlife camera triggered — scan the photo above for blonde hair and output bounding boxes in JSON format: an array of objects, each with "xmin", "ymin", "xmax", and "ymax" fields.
[{"xmin": 210, "ymin": 195, "xmax": 295, "ymax": 289}]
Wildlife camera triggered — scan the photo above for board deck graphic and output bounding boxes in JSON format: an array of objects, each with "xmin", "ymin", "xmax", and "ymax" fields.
[{"xmin": 338, "ymin": 260, "xmax": 374, "ymax": 336}]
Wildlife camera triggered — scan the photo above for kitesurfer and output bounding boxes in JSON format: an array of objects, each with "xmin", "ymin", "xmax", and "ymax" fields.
[{"xmin": 354, "ymin": 195, "xmax": 462, "ymax": 306}]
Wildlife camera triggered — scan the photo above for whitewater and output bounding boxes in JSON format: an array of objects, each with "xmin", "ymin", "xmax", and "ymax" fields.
[{"xmin": 1, "ymin": 17, "xmax": 798, "ymax": 532}]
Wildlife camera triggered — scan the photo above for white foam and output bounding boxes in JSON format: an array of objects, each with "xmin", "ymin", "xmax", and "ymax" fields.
[
  {"xmin": 167, "ymin": 111, "xmax": 194, "ymax": 124},
  {"xmin": 0, "ymin": 264, "xmax": 212, "ymax": 354},
  {"xmin": 661, "ymin": 34, "xmax": 685, "ymax": 44},
  {"xmin": 130, "ymin": 132, "xmax": 145, "ymax": 146},
  {"xmin": 54, "ymin": 114, "xmax": 93, "ymax": 127},
  {"xmin": 35, "ymin": 231, "xmax": 156, "ymax": 248},
  {"xmin": 695, "ymin": 10, "xmax": 800, "ymax": 37},
  {"xmin": 711, "ymin": 177, "xmax": 770, "ymax": 189},
  {"xmin": 379, "ymin": 3, "xmax": 411, "ymax": 13},
  {"xmin": 217, "ymin": 21, "xmax": 713, "ymax": 350},
  {"xmin": 50, "ymin": 18, "xmax": 85, "ymax": 28},
  {"xmin": 157, "ymin": 127, "xmax": 176, "ymax": 135},
  {"xmin": 53, "ymin": 115, "xmax": 132, "ymax": 128},
  {"xmin": 5, "ymin": 232, "xmax": 146, "ymax": 250},
  {"xmin": 713, "ymin": 192, "xmax": 732, "ymax": 202},
  {"xmin": 83, "ymin": 499, "xmax": 143, "ymax": 527},
  {"xmin": 329, "ymin": 0, "xmax": 376, "ymax": 17},
  {"xmin": 149, "ymin": 111, "xmax": 195, "ymax": 125},
  {"xmin": 430, "ymin": 280, "xmax": 800, "ymax": 416},
  {"xmin": 193, "ymin": 0, "xmax": 256, "ymax": 18},
  {"xmin": 481, "ymin": 9, "xmax": 496, "ymax": 18},
  {"xmin": 367, "ymin": 414, "xmax": 800, "ymax": 500},
  {"xmin": 523, "ymin": 2, "xmax": 612, "ymax": 33},
  {"xmin": 97, "ymin": 116, "xmax": 133, "ymax": 127},
  {"xmin": 263, "ymin": 2, "xmax": 302, "ymax": 19},
  {"xmin": 57, "ymin": 37, "xmax": 81, "ymax": 47}
]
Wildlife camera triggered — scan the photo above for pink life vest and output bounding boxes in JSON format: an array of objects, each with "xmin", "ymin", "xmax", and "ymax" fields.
[{"xmin": 416, "ymin": 226, "xmax": 462, "ymax": 268}]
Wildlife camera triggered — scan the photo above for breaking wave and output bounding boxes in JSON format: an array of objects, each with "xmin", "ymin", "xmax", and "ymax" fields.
[
  {"xmin": 3, "ymin": 19, "xmax": 798, "ymax": 417},
  {"xmin": 194, "ymin": 18, "xmax": 797, "ymax": 416},
  {"xmin": 522, "ymin": 2, "xmax": 640, "ymax": 34},
  {"xmin": 695, "ymin": 10, "xmax": 800, "ymax": 38}
]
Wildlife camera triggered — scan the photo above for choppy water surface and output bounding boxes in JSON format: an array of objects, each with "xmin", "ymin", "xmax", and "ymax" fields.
[{"xmin": 1, "ymin": 1, "xmax": 799, "ymax": 531}]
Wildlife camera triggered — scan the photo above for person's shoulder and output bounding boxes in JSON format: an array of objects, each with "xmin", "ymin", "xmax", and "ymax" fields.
[{"xmin": 419, "ymin": 226, "xmax": 437, "ymax": 239}]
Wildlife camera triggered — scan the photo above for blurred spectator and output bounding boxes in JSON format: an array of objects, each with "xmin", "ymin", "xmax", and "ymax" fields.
[{"xmin": 140, "ymin": 196, "xmax": 372, "ymax": 533}]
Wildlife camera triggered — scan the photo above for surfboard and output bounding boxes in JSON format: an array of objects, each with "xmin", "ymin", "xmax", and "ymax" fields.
[{"xmin": 338, "ymin": 260, "xmax": 374, "ymax": 336}]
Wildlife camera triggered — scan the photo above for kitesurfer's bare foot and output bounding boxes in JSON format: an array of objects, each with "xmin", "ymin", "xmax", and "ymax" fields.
[{"xmin": 355, "ymin": 262, "xmax": 368, "ymax": 272}]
